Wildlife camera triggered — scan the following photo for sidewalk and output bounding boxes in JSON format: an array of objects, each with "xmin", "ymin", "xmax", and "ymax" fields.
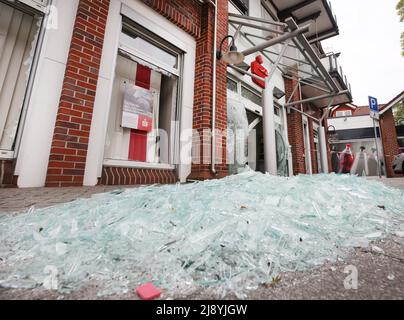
[
  {"xmin": 366, "ymin": 177, "xmax": 404, "ymax": 189},
  {"xmin": 0, "ymin": 186, "xmax": 136, "ymax": 213}
]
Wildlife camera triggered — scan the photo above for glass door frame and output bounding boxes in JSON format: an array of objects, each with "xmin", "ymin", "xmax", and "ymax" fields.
[{"xmin": 0, "ymin": 0, "xmax": 48, "ymax": 160}]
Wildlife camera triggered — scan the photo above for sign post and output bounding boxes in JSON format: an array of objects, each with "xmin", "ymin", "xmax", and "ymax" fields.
[{"xmin": 368, "ymin": 96, "xmax": 382, "ymax": 178}]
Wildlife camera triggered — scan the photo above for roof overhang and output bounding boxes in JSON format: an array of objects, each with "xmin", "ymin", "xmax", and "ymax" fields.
[
  {"xmin": 267, "ymin": 0, "xmax": 339, "ymax": 43},
  {"xmin": 379, "ymin": 90, "xmax": 404, "ymax": 115}
]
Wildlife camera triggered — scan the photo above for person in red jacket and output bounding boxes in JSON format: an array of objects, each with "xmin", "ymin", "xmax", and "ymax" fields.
[{"xmin": 338, "ymin": 144, "xmax": 355, "ymax": 174}]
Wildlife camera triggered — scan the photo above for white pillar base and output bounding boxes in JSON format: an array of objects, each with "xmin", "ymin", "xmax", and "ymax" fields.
[
  {"xmin": 263, "ymin": 82, "xmax": 277, "ymax": 175},
  {"xmin": 318, "ymin": 126, "xmax": 329, "ymax": 173}
]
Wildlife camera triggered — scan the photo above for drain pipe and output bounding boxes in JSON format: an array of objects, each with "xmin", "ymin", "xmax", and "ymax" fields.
[{"xmin": 206, "ymin": 0, "xmax": 218, "ymax": 175}]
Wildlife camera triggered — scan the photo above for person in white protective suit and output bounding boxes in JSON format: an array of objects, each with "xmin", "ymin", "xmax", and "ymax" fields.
[{"xmin": 351, "ymin": 146, "xmax": 368, "ymax": 176}]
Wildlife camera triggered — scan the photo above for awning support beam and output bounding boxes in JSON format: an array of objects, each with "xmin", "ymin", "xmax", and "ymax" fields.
[
  {"xmin": 242, "ymin": 24, "xmax": 310, "ymax": 57},
  {"xmin": 283, "ymin": 74, "xmax": 331, "ymax": 94},
  {"xmin": 228, "ymin": 64, "xmax": 266, "ymax": 82},
  {"xmin": 285, "ymin": 18, "xmax": 339, "ymax": 92},
  {"xmin": 228, "ymin": 12, "xmax": 287, "ymax": 28},
  {"xmin": 284, "ymin": 90, "xmax": 350, "ymax": 107},
  {"xmin": 229, "ymin": 19, "xmax": 285, "ymax": 35}
]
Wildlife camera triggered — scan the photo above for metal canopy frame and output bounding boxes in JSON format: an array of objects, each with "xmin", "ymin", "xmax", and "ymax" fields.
[
  {"xmin": 228, "ymin": 13, "xmax": 348, "ymax": 108},
  {"xmin": 227, "ymin": 13, "xmax": 350, "ymax": 175}
]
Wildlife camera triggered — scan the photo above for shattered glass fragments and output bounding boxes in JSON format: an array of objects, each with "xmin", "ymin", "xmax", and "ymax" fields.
[{"xmin": 0, "ymin": 172, "xmax": 404, "ymax": 298}]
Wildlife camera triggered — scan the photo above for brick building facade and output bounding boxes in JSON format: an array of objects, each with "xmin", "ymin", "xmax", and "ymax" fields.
[
  {"xmin": 46, "ymin": 0, "xmax": 111, "ymax": 187},
  {"xmin": 0, "ymin": 0, "xmax": 355, "ymax": 188}
]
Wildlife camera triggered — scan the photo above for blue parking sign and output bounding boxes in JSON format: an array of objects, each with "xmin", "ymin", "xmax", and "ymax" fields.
[{"xmin": 369, "ymin": 96, "xmax": 378, "ymax": 112}]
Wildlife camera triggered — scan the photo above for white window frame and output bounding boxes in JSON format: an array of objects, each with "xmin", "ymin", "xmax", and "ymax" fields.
[
  {"xmin": 335, "ymin": 110, "xmax": 352, "ymax": 117},
  {"xmin": 105, "ymin": 17, "xmax": 184, "ymax": 169},
  {"xmin": 119, "ymin": 24, "xmax": 180, "ymax": 76},
  {"xmin": 0, "ymin": 1, "xmax": 47, "ymax": 160}
]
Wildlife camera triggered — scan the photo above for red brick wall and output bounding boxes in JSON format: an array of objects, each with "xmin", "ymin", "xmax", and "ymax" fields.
[
  {"xmin": 46, "ymin": 0, "xmax": 110, "ymax": 187},
  {"xmin": 139, "ymin": 0, "xmax": 202, "ymax": 38},
  {"xmin": 284, "ymin": 77, "xmax": 306, "ymax": 175},
  {"xmin": 46, "ymin": 0, "xmax": 228, "ymax": 186},
  {"xmin": 380, "ymin": 109, "xmax": 401, "ymax": 177},
  {"xmin": 100, "ymin": 167, "xmax": 176, "ymax": 185},
  {"xmin": 189, "ymin": 0, "xmax": 229, "ymax": 180},
  {"xmin": 0, "ymin": 160, "xmax": 17, "ymax": 187}
]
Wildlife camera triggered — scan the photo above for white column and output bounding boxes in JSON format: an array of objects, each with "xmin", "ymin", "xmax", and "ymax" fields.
[
  {"xmin": 15, "ymin": 0, "xmax": 79, "ymax": 187},
  {"xmin": 263, "ymin": 81, "xmax": 277, "ymax": 175},
  {"xmin": 318, "ymin": 125, "xmax": 329, "ymax": 173}
]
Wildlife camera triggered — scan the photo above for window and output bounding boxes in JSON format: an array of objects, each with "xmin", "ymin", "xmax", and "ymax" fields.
[
  {"xmin": 227, "ymin": 78, "xmax": 238, "ymax": 93},
  {"xmin": 104, "ymin": 19, "xmax": 182, "ymax": 165},
  {"xmin": 121, "ymin": 18, "xmax": 180, "ymax": 74},
  {"xmin": 335, "ymin": 110, "xmax": 352, "ymax": 117},
  {"xmin": 261, "ymin": 0, "xmax": 278, "ymax": 21},
  {"xmin": 241, "ymin": 85, "xmax": 262, "ymax": 106},
  {"xmin": 229, "ymin": 0, "xmax": 249, "ymax": 15},
  {"xmin": 398, "ymin": 137, "xmax": 404, "ymax": 152},
  {"xmin": 274, "ymin": 104, "xmax": 280, "ymax": 116},
  {"xmin": 227, "ymin": 77, "xmax": 286, "ymax": 119},
  {"xmin": 0, "ymin": 2, "xmax": 41, "ymax": 155},
  {"xmin": 260, "ymin": 2, "xmax": 283, "ymax": 38}
]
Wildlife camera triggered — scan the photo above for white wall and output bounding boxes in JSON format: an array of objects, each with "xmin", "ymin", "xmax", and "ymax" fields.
[
  {"xmin": 15, "ymin": 0, "xmax": 79, "ymax": 187},
  {"xmin": 328, "ymin": 115, "xmax": 376, "ymax": 131},
  {"xmin": 83, "ymin": 0, "xmax": 196, "ymax": 185}
]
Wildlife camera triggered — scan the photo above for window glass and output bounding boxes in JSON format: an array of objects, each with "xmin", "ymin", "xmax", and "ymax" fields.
[
  {"xmin": 227, "ymin": 78, "xmax": 238, "ymax": 93},
  {"xmin": 229, "ymin": 0, "xmax": 249, "ymax": 14},
  {"xmin": 105, "ymin": 56, "xmax": 179, "ymax": 164},
  {"xmin": 398, "ymin": 137, "xmax": 404, "ymax": 148},
  {"xmin": 241, "ymin": 85, "xmax": 262, "ymax": 106},
  {"xmin": 0, "ymin": 4, "xmax": 40, "ymax": 152},
  {"xmin": 122, "ymin": 27, "xmax": 178, "ymax": 69},
  {"xmin": 274, "ymin": 105, "xmax": 280, "ymax": 116},
  {"xmin": 336, "ymin": 110, "xmax": 352, "ymax": 117}
]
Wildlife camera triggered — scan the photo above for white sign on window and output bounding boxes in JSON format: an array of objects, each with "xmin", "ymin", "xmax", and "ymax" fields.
[{"xmin": 122, "ymin": 85, "xmax": 154, "ymax": 132}]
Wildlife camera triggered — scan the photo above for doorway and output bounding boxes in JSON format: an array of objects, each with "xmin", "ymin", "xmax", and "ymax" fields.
[
  {"xmin": 302, "ymin": 116, "xmax": 312, "ymax": 174},
  {"xmin": 0, "ymin": 1, "xmax": 43, "ymax": 159}
]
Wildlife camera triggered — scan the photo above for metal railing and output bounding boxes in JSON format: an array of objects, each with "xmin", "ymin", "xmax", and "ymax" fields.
[{"xmin": 321, "ymin": 52, "xmax": 351, "ymax": 93}]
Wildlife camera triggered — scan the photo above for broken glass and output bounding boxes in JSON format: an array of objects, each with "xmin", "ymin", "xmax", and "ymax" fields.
[{"xmin": 1, "ymin": 172, "xmax": 403, "ymax": 298}]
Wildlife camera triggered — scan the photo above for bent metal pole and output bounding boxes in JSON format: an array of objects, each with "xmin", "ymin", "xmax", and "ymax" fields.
[{"xmin": 242, "ymin": 24, "xmax": 310, "ymax": 57}]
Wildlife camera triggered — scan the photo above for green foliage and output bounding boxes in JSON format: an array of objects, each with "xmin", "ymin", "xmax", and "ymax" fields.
[
  {"xmin": 398, "ymin": 0, "xmax": 404, "ymax": 55},
  {"xmin": 394, "ymin": 102, "xmax": 404, "ymax": 125},
  {"xmin": 401, "ymin": 32, "xmax": 404, "ymax": 57},
  {"xmin": 398, "ymin": 0, "xmax": 404, "ymax": 21}
]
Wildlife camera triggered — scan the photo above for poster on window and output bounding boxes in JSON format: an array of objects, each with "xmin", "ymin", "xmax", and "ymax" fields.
[{"xmin": 122, "ymin": 85, "xmax": 153, "ymax": 132}]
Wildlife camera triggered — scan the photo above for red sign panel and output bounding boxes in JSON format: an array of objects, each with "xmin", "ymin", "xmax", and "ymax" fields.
[{"xmin": 250, "ymin": 55, "xmax": 269, "ymax": 89}]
